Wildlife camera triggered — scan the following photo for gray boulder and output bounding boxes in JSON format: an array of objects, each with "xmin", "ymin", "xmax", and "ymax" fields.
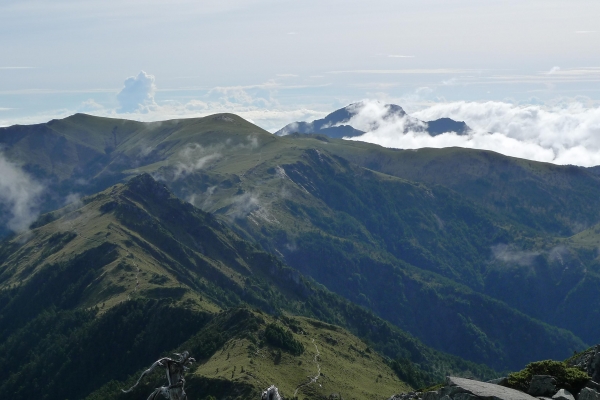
[
  {"xmin": 454, "ymin": 393, "xmax": 479, "ymax": 400},
  {"xmin": 578, "ymin": 388, "xmax": 600, "ymax": 400},
  {"xmin": 528, "ymin": 375, "xmax": 557, "ymax": 397},
  {"xmin": 488, "ymin": 377, "xmax": 509, "ymax": 387},
  {"xmin": 567, "ymin": 346, "xmax": 600, "ymax": 382},
  {"xmin": 446, "ymin": 376, "xmax": 539, "ymax": 400},
  {"xmin": 422, "ymin": 391, "xmax": 440, "ymax": 400},
  {"xmin": 586, "ymin": 382, "xmax": 600, "ymax": 392},
  {"xmin": 261, "ymin": 385, "xmax": 281, "ymax": 400},
  {"xmin": 552, "ymin": 389, "xmax": 575, "ymax": 400}
]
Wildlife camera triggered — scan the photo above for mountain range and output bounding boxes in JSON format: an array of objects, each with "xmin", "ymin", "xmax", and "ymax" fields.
[
  {"xmin": 274, "ymin": 102, "xmax": 471, "ymax": 138},
  {"xmin": 1, "ymin": 109, "xmax": 599, "ymax": 399}
]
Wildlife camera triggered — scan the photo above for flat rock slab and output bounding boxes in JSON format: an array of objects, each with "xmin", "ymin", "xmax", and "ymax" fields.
[{"xmin": 447, "ymin": 377, "xmax": 539, "ymax": 400}]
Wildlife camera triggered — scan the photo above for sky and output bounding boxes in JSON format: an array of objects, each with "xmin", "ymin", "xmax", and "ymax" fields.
[{"xmin": 1, "ymin": 0, "xmax": 600, "ymax": 164}]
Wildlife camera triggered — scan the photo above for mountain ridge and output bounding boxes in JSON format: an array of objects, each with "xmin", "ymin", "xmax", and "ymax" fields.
[
  {"xmin": 1, "ymin": 113, "xmax": 598, "ymax": 371},
  {"xmin": 0, "ymin": 173, "xmax": 499, "ymax": 399}
]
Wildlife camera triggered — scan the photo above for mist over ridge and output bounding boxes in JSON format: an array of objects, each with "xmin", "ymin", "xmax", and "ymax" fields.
[{"xmin": 276, "ymin": 99, "xmax": 600, "ymax": 167}]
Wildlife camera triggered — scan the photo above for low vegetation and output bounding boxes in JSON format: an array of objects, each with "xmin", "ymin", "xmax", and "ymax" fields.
[{"xmin": 507, "ymin": 360, "xmax": 590, "ymax": 393}]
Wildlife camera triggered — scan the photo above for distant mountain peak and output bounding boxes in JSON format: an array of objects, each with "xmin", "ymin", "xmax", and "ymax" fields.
[{"xmin": 275, "ymin": 102, "xmax": 469, "ymax": 138}]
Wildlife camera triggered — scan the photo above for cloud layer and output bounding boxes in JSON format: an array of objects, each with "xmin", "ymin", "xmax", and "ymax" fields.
[
  {"xmin": 0, "ymin": 153, "xmax": 44, "ymax": 232},
  {"xmin": 347, "ymin": 100, "xmax": 600, "ymax": 167}
]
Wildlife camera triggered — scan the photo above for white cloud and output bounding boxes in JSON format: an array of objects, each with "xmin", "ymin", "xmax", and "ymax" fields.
[
  {"xmin": 117, "ymin": 71, "xmax": 157, "ymax": 113},
  {"xmin": 79, "ymin": 99, "xmax": 104, "ymax": 112},
  {"xmin": 492, "ymin": 244, "xmax": 539, "ymax": 267},
  {"xmin": 172, "ymin": 143, "xmax": 222, "ymax": 180},
  {"xmin": 0, "ymin": 153, "xmax": 44, "ymax": 232},
  {"xmin": 327, "ymin": 69, "xmax": 476, "ymax": 75},
  {"xmin": 346, "ymin": 100, "xmax": 600, "ymax": 167},
  {"xmin": 548, "ymin": 66, "xmax": 560, "ymax": 75}
]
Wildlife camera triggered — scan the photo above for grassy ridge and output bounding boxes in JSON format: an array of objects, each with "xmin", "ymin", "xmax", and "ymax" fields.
[
  {"xmin": 0, "ymin": 175, "xmax": 497, "ymax": 400},
  {"xmin": 1, "ymin": 113, "xmax": 598, "ymax": 367}
]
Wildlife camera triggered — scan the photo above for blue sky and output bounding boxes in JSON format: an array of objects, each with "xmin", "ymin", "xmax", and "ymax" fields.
[{"xmin": 1, "ymin": 0, "xmax": 600, "ymax": 165}]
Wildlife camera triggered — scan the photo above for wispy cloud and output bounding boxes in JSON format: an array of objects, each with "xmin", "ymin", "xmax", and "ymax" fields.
[
  {"xmin": 388, "ymin": 55, "xmax": 415, "ymax": 58},
  {"xmin": 327, "ymin": 69, "xmax": 477, "ymax": 74},
  {"xmin": 0, "ymin": 153, "xmax": 44, "ymax": 232},
  {"xmin": 0, "ymin": 67, "xmax": 35, "ymax": 70},
  {"xmin": 547, "ymin": 66, "xmax": 561, "ymax": 75}
]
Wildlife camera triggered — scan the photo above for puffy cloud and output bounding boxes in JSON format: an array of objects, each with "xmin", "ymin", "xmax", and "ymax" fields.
[
  {"xmin": 117, "ymin": 71, "xmax": 157, "ymax": 113},
  {"xmin": 0, "ymin": 153, "xmax": 44, "ymax": 232},
  {"xmin": 346, "ymin": 100, "xmax": 600, "ymax": 167}
]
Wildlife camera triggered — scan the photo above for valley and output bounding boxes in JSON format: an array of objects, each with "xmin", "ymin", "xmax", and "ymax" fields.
[{"xmin": 1, "ymin": 111, "xmax": 599, "ymax": 398}]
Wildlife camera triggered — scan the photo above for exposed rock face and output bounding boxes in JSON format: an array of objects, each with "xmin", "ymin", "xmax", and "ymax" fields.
[
  {"xmin": 261, "ymin": 385, "xmax": 281, "ymax": 400},
  {"xmin": 567, "ymin": 346, "xmax": 600, "ymax": 382},
  {"xmin": 487, "ymin": 378, "xmax": 509, "ymax": 386},
  {"xmin": 579, "ymin": 388, "xmax": 600, "ymax": 400},
  {"xmin": 389, "ymin": 390, "xmax": 422, "ymax": 400},
  {"xmin": 391, "ymin": 369, "xmax": 600, "ymax": 400},
  {"xmin": 444, "ymin": 377, "xmax": 539, "ymax": 400},
  {"xmin": 552, "ymin": 388, "xmax": 574, "ymax": 400},
  {"xmin": 586, "ymin": 381, "xmax": 600, "ymax": 392},
  {"xmin": 528, "ymin": 375, "xmax": 557, "ymax": 397}
]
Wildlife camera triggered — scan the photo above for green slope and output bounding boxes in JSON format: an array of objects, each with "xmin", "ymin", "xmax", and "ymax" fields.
[
  {"xmin": 0, "ymin": 175, "xmax": 496, "ymax": 400},
  {"xmin": 1, "ymin": 113, "xmax": 597, "ymax": 367}
]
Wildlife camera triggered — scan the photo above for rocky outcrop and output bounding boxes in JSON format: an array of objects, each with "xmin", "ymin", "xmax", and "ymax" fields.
[
  {"xmin": 579, "ymin": 388, "xmax": 600, "ymax": 400},
  {"xmin": 553, "ymin": 389, "xmax": 575, "ymax": 400},
  {"xmin": 261, "ymin": 385, "xmax": 281, "ymax": 400},
  {"xmin": 391, "ymin": 375, "xmax": 600, "ymax": 400},
  {"xmin": 529, "ymin": 375, "xmax": 557, "ymax": 397},
  {"xmin": 568, "ymin": 346, "xmax": 600, "ymax": 383}
]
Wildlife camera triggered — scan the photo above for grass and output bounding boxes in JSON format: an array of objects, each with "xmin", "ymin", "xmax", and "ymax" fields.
[{"xmin": 194, "ymin": 313, "xmax": 410, "ymax": 400}]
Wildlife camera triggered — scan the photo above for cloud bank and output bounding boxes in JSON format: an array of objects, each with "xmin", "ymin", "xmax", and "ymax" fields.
[
  {"xmin": 117, "ymin": 71, "xmax": 157, "ymax": 113},
  {"xmin": 0, "ymin": 153, "xmax": 44, "ymax": 232},
  {"xmin": 346, "ymin": 100, "xmax": 600, "ymax": 167}
]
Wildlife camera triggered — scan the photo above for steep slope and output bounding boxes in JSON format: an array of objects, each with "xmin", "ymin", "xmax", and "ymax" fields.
[
  {"xmin": 324, "ymin": 144, "xmax": 600, "ymax": 237},
  {"xmin": 0, "ymin": 112, "xmax": 273, "ymax": 229},
  {"xmin": 0, "ymin": 175, "xmax": 496, "ymax": 400},
  {"xmin": 2, "ymin": 114, "xmax": 599, "ymax": 367},
  {"xmin": 160, "ymin": 144, "xmax": 586, "ymax": 369}
]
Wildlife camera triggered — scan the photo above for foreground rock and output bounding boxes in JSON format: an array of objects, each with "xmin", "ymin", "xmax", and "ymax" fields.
[
  {"xmin": 568, "ymin": 346, "xmax": 600, "ymax": 383},
  {"xmin": 261, "ymin": 385, "xmax": 281, "ymax": 400},
  {"xmin": 552, "ymin": 389, "xmax": 575, "ymax": 400},
  {"xmin": 579, "ymin": 387, "xmax": 600, "ymax": 400},
  {"xmin": 529, "ymin": 375, "xmax": 557, "ymax": 397},
  {"xmin": 442, "ymin": 377, "xmax": 538, "ymax": 400}
]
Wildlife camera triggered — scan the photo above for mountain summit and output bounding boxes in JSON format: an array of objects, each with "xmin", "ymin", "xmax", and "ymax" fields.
[{"xmin": 274, "ymin": 102, "xmax": 471, "ymax": 138}]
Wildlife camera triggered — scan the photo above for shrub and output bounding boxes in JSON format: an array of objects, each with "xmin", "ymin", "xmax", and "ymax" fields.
[
  {"xmin": 264, "ymin": 323, "xmax": 304, "ymax": 356},
  {"xmin": 507, "ymin": 360, "xmax": 590, "ymax": 393}
]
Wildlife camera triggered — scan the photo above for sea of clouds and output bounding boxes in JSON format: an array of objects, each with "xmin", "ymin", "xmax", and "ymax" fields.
[{"xmin": 346, "ymin": 100, "xmax": 600, "ymax": 167}]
